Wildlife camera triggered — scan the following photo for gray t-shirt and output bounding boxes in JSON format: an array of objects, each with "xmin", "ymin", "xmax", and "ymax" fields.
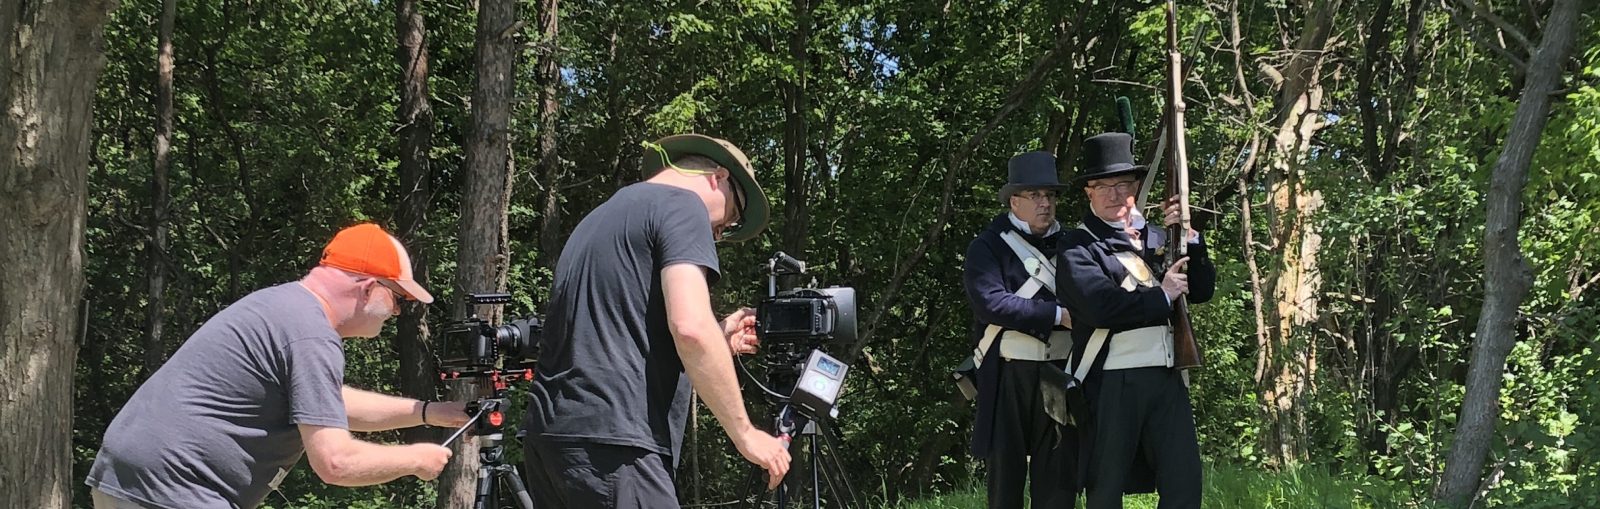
[
  {"xmin": 87, "ymin": 283, "xmax": 348, "ymax": 509},
  {"xmin": 525, "ymin": 182, "xmax": 721, "ymax": 461}
]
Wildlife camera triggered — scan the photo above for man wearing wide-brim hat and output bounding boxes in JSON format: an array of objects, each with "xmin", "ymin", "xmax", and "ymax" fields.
[
  {"xmin": 961, "ymin": 150, "xmax": 1078, "ymax": 508},
  {"xmin": 1053, "ymin": 132, "xmax": 1216, "ymax": 509},
  {"xmin": 521, "ymin": 134, "xmax": 790, "ymax": 508}
]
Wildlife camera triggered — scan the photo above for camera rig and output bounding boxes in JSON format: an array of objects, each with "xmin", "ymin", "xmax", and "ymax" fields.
[
  {"xmin": 752, "ymin": 252, "xmax": 857, "ymax": 421},
  {"xmin": 438, "ymin": 293, "xmax": 542, "ymax": 509},
  {"xmin": 739, "ymin": 252, "xmax": 866, "ymax": 509}
]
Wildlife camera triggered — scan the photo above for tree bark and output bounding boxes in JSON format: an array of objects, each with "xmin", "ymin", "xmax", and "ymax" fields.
[
  {"xmin": 394, "ymin": 0, "xmax": 437, "ymax": 446},
  {"xmin": 143, "ymin": 0, "xmax": 177, "ymax": 377},
  {"xmin": 780, "ymin": 0, "xmax": 812, "ymax": 258},
  {"xmin": 533, "ymin": 0, "xmax": 562, "ymax": 272},
  {"xmin": 1436, "ymin": 0, "xmax": 1582, "ymax": 504},
  {"xmin": 0, "ymin": 0, "xmax": 118, "ymax": 507},
  {"xmin": 1257, "ymin": 0, "xmax": 1339, "ymax": 468},
  {"xmin": 438, "ymin": 0, "xmax": 518, "ymax": 506}
]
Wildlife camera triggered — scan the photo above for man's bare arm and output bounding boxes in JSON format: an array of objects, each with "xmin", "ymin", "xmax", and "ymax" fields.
[
  {"xmin": 343, "ymin": 387, "xmax": 470, "ymax": 432},
  {"xmin": 299, "ymin": 424, "xmax": 452, "ymax": 486},
  {"xmin": 662, "ymin": 263, "xmax": 789, "ymax": 488}
]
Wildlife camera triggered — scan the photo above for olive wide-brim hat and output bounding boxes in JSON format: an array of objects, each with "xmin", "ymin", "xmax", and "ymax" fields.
[{"xmin": 642, "ymin": 134, "xmax": 771, "ymax": 242}]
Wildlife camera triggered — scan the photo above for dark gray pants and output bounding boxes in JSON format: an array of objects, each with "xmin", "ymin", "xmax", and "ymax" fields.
[
  {"xmin": 1083, "ymin": 367, "xmax": 1201, "ymax": 509},
  {"xmin": 521, "ymin": 439, "xmax": 678, "ymax": 509},
  {"xmin": 986, "ymin": 359, "xmax": 1077, "ymax": 509}
]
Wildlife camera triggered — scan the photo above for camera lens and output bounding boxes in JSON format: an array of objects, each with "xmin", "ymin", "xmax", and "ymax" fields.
[{"xmin": 494, "ymin": 316, "xmax": 542, "ymax": 361}]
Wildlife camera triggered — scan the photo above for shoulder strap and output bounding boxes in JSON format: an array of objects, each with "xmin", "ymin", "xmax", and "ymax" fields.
[
  {"xmin": 1071, "ymin": 328, "xmax": 1111, "ymax": 383},
  {"xmin": 999, "ymin": 231, "xmax": 1055, "ymax": 298}
]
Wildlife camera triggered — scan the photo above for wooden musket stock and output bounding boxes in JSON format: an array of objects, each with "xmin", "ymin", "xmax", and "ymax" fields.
[{"xmin": 1165, "ymin": 0, "xmax": 1202, "ymax": 370}]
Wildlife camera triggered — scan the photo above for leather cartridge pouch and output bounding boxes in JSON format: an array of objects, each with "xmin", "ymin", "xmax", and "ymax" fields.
[
  {"xmin": 1039, "ymin": 364, "xmax": 1074, "ymax": 427},
  {"xmin": 952, "ymin": 356, "xmax": 978, "ymax": 401}
]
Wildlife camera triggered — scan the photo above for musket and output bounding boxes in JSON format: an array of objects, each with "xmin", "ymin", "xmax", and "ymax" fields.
[{"xmin": 1165, "ymin": 0, "xmax": 1202, "ymax": 370}]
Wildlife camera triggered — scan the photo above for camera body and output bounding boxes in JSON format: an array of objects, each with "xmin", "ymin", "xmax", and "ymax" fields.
[
  {"xmin": 756, "ymin": 287, "xmax": 857, "ymax": 347},
  {"xmin": 441, "ymin": 293, "xmax": 542, "ymax": 374}
]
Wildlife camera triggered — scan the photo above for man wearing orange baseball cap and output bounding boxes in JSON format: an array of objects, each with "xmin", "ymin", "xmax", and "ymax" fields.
[{"xmin": 87, "ymin": 223, "xmax": 468, "ymax": 509}]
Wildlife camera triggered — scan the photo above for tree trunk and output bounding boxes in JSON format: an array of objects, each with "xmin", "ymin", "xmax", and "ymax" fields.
[
  {"xmin": 780, "ymin": 0, "xmax": 812, "ymax": 258},
  {"xmin": 394, "ymin": 0, "xmax": 437, "ymax": 446},
  {"xmin": 437, "ymin": 0, "xmax": 518, "ymax": 506},
  {"xmin": 1350, "ymin": 0, "xmax": 1429, "ymax": 460},
  {"xmin": 0, "ymin": 0, "xmax": 117, "ymax": 507},
  {"xmin": 1258, "ymin": 0, "xmax": 1339, "ymax": 468},
  {"xmin": 1436, "ymin": 0, "xmax": 1582, "ymax": 504},
  {"xmin": 534, "ymin": 0, "xmax": 562, "ymax": 272},
  {"xmin": 143, "ymin": 0, "xmax": 177, "ymax": 377}
]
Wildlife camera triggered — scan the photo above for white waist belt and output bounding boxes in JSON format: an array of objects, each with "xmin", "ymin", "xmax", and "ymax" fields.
[
  {"xmin": 1101, "ymin": 325, "xmax": 1173, "ymax": 370},
  {"xmin": 975, "ymin": 326, "xmax": 1073, "ymax": 366}
]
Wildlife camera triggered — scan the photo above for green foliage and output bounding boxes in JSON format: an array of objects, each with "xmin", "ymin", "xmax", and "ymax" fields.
[
  {"xmin": 73, "ymin": 0, "xmax": 1600, "ymax": 507},
  {"xmin": 893, "ymin": 463, "xmax": 1406, "ymax": 509}
]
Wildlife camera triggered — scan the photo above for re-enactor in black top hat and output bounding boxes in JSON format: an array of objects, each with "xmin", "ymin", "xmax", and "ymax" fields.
[
  {"xmin": 962, "ymin": 151, "xmax": 1078, "ymax": 509},
  {"xmin": 1054, "ymin": 132, "xmax": 1216, "ymax": 509}
]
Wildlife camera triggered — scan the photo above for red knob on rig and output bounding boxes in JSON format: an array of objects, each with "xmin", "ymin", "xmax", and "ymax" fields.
[{"xmin": 488, "ymin": 411, "xmax": 504, "ymax": 427}]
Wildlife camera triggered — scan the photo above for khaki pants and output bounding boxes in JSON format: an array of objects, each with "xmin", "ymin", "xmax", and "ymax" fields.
[{"xmin": 92, "ymin": 488, "xmax": 152, "ymax": 509}]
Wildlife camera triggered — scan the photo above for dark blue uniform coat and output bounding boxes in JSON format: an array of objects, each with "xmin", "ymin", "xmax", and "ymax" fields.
[
  {"xmin": 1054, "ymin": 212, "xmax": 1216, "ymax": 494},
  {"xmin": 962, "ymin": 213, "xmax": 1062, "ymax": 457}
]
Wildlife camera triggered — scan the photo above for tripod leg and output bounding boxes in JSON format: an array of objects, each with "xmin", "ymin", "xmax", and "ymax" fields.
[
  {"xmin": 475, "ymin": 466, "xmax": 496, "ymax": 509},
  {"xmin": 503, "ymin": 465, "xmax": 537, "ymax": 509},
  {"xmin": 737, "ymin": 462, "xmax": 769, "ymax": 509},
  {"xmin": 815, "ymin": 424, "xmax": 867, "ymax": 509},
  {"xmin": 809, "ymin": 434, "xmax": 822, "ymax": 509}
]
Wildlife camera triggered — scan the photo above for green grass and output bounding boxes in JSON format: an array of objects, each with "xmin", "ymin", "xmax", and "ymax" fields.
[{"xmin": 890, "ymin": 464, "xmax": 1405, "ymax": 509}]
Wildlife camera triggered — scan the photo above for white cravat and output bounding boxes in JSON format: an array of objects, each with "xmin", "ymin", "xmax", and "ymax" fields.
[{"xmin": 1008, "ymin": 213, "xmax": 1061, "ymax": 237}]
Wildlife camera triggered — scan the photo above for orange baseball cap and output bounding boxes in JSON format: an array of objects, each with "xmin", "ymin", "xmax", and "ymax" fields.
[{"xmin": 319, "ymin": 223, "xmax": 434, "ymax": 304}]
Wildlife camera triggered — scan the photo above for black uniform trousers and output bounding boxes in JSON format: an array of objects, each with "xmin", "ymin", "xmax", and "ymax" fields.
[
  {"xmin": 987, "ymin": 358, "xmax": 1077, "ymax": 509},
  {"xmin": 522, "ymin": 438, "xmax": 679, "ymax": 509},
  {"xmin": 1083, "ymin": 366, "xmax": 1201, "ymax": 509}
]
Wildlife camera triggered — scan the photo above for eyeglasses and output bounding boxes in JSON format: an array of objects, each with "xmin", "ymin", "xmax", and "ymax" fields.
[
  {"xmin": 1013, "ymin": 191, "xmax": 1059, "ymax": 203},
  {"xmin": 374, "ymin": 278, "xmax": 406, "ymax": 301},
  {"xmin": 1086, "ymin": 180, "xmax": 1139, "ymax": 196}
]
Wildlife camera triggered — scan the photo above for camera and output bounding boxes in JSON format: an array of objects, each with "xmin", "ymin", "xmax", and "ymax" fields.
[
  {"xmin": 753, "ymin": 252, "xmax": 857, "ymax": 421},
  {"xmin": 755, "ymin": 252, "xmax": 858, "ymax": 346},
  {"xmin": 441, "ymin": 293, "xmax": 542, "ymax": 374}
]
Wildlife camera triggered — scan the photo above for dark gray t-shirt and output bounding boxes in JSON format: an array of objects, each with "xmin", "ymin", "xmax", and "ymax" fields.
[
  {"xmin": 87, "ymin": 283, "xmax": 348, "ymax": 509},
  {"xmin": 526, "ymin": 183, "xmax": 721, "ymax": 460}
]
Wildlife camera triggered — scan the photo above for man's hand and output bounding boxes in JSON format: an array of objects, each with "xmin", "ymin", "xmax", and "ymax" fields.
[
  {"xmin": 424, "ymin": 401, "xmax": 471, "ymax": 428},
  {"xmin": 1162, "ymin": 196, "xmax": 1198, "ymax": 243},
  {"xmin": 722, "ymin": 307, "xmax": 760, "ymax": 356},
  {"xmin": 1058, "ymin": 306, "xmax": 1073, "ymax": 329},
  {"xmin": 732, "ymin": 427, "xmax": 790, "ymax": 490},
  {"xmin": 1162, "ymin": 257, "xmax": 1190, "ymax": 302},
  {"xmin": 407, "ymin": 443, "xmax": 453, "ymax": 481},
  {"xmin": 1162, "ymin": 196, "xmax": 1182, "ymax": 227}
]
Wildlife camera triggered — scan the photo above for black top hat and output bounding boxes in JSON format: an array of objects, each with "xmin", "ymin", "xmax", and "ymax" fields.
[
  {"xmin": 1074, "ymin": 132, "xmax": 1148, "ymax": 184},
  {"xmin": 998, "ymin": 151, "xmax": 1067, "ymax": 204}
]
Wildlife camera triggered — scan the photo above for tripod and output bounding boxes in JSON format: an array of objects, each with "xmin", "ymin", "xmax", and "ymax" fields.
[
  {"xmin": 737, "ymin": 400, "xmax": 866, "ymax": 508},
  {"xmin": 442, "ymin": 369, "xmax": 536, "ymax": 509}
]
